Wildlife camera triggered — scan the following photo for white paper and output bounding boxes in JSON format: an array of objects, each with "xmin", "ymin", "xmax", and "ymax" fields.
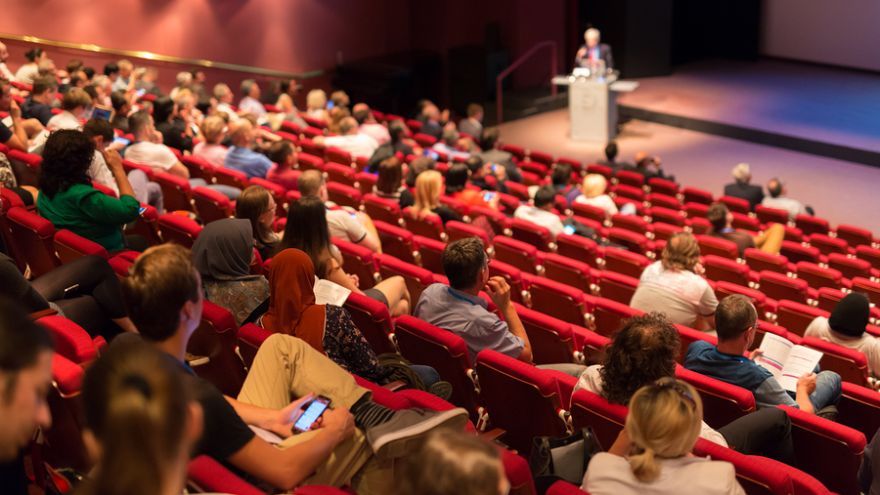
[
  {"xmin": 249, "ymin": 425, "xmax": 283, "ymax": 445},
  {"xmin": 313, "ymin": 279, "xmax": 351, "ymax": 306},
  {"xmin": 755, "ymin": 332, "xmax": 823, "ymax": 393},
  {"xmin": 755, "ymin": 332, "xmax": 793, "ymax": 382}
]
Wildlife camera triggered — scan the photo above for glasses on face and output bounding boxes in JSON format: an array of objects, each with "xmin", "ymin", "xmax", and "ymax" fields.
[{"xmin": 652, "ymin": 378, "xmax": 696, "ymax": 409}]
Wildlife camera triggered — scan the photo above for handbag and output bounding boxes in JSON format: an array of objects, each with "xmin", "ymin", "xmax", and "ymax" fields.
[{"xmin": 529, "ymin": 427, "xmax": 603, "ymax": 484}]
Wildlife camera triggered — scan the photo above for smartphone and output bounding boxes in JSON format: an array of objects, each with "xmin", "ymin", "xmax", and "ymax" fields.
[
  {"xmin": 483, "ymin": 191, "xmax": 496, "ymax": 202},
  {"xmin": 113, "ymin": 136, "xmax": 131, "ymax": 147},
  {"xmin": 91, "ymin": 106, "xmax": 112, "ymax": 121},
  {"xmin": 563, "ymin": 224, "xmax": 576, "ymax": 235},
  {"xmin": 292, "ymin": 396, "xmax": 331, "ymax": 433},
  {"xmin": 135, "ymin": 88, "xmax": 146, "ymax": 98},
  {"xmin": 326, "ymin": 101, "xmax": 335, "ymax": 110},
  {"xmin": 490, "ymin": 164, "xmax": 499, "ymax": 173},
  {"xmin": 138, "ymin": 206, "xmax": 147, "ymax": 215}
]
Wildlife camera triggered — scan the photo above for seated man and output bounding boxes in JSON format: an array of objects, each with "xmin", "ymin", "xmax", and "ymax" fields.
[
  {"xmin": 762, "ymin": 178, "xmax": 810, "ymax": 219},
  {"xmin": 298, "ymin": 170, "xmax": 381, "ymax": 253},
  {"xmin": 353, "ymin": 103, "xmax": 390, "ymax": 145},
  {"xmin": 317, "ymin": 116, "xmax": 379, "ymax": 159},
  {"xmin": 707, "ymin": 202, "xmax": 784, "ymax": 256},
  {"xmin": 475, "ymin": 127, "xmax": 521, "ymax": 184},
  {"xmin": 458, "ymin": 103, "xmax": 483, "ymax": 139},
  {"xmin": 514, "ymin": 186, "xmax": 564, "ymax": 238},
  {"xmin": 213, "ymin": 82, "xmax": 240, "ymax": 123},
  {"xmin": 416, "ymin": 102, "xmax": 448, "ymax": 140},
  {"xmin": 238, "ymin": 79, "xmax": 267, "ymax": 119},
  {"xmin": 121, "ymin": 244, "xmax": 467, "ymax": 494},
  {"xmin": 466, "ymin": 155, "xmax": 506, "ymax": 193},
  {"xmin": 685, "ymin": 294, "xmax": 842, "ymax": 417},
  {"xmin": 723, "ymin": 163, "xmax": 764, "ymax": 211},
  {"xmin": 432, "ymin": 128, "xmax": 471, "ymax": 162},
  {"xmin": 445, "ymin": 163, "xmax": 500, "ymax": 211},
  {"xmin": 225, "ymin": 119, "xmax": 273, "ymax": 179},
  {"xmin": 20, "ymin": 76, "xmax": 56, "ymax": 126}
]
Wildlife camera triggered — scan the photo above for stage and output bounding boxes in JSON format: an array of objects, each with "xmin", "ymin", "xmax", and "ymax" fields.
[{"xmin": 497, "ymin": 59, "xmax": 880, "ymax": 233}]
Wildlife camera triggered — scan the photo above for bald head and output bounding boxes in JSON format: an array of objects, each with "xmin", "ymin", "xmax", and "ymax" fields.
[
  {"xmin": 339, "ymin": 116, "xmax": 358, "ymax": 135},
  {"xmin": 229, "ymin": 119, "xmax": 254, "ymax": 147}
]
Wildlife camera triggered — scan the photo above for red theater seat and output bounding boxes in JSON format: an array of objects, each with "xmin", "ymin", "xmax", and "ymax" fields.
[
  {"xmin": 326, "ymin": 182, "xmax": 362, "ymax": 210},
  {"xmin": 837, "ymin": 225, "xmax": 875, "ymax": 249},
  {"xmin": 775, "ymin": 300, "xmax": 828, "ymax": 337},
  {"xmin": 192, "ymin": 186, "xmax": 233, "ymax": 224},
  {"xmin": 527, "ymin": 276, "xmax": 593, "ymax": 328},
  {"xmin": 595, "ymin": 270, "xmax": 639, "ymax": 305},
  {"xmin": 697, "ymin": 235, "xmax": 740, "ymax": 260},
  {"xmin": 333, "ymin": 239, "xmax": 379, "ymax": 289},
  {"xmin": 542, "ymin": 252, "xmax": 595, "ymax": 293},
  {"xmin": 158, "ymin": 213, "xmax": 202, "ymax": 247},
  {"xmin": 344, "ymin": 291, "xmax": 397, "ymax": 355},
  {"xmin": 758, "ymin": 270, "xmax": 811, "ymax": 304},
  {"xmin": 373, "ymin": 220, "xmax": 420, "ymax": 266},
  {"xmin": 801, "ymin": 337, "xmax": 870, "ymax": 386},
  {"xmin": 403, "ymin": 207, "xmax": 446, "ymax": 241},
  {"xmin": 7, "ymin": 206, "xmax": 60, "ymax": 277},
  {"xmin": 362, "ymin": 194, "xmax": 403, "ymax": 226},
  {"xmin": 756, "ymin": 205, "xmax": 790, "ymax": 225},
  {"xmin": 590, "ymin": 296, "xmax": 643, "ymax": 338},
  {"xmin": 377, "ymin": 254, "xmax": 433, "ymax": 304},
  {"xmin": 516, "ymin": 305, "xmax": 585, "ymax": 365},
  {"xmin": 494, "ymin": 236, "xmax": 543, "ymax": 275}
]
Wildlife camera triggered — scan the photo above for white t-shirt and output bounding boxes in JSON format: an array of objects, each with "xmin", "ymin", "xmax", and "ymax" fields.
[
  {"xmin": 89, "ymin": 151, "xmax": 119, "ymax": 194},
  {"xmin": 575, "ymin": 193, "xmax": 618, "ymax": 216},
  {"xmin": 761, "ymin": 196, "xmax": 806, "ymax": 219},
  {"xmin": 326, "ymin": 207, "xmax": 368, "ymax": 245},
  {"xmin": 14, "ymin": 63, "xmax": 39, "ymax": 85},
  {"xmin": 125, "ymin": 141, "xmax": 178, "ymax": 171},
  {"xmin": 583, "ymin": 452, "xmax": 744, "ymax": 495},
  {"xmin": 359, "ymin": 123, "xmax": 391, "ymax": 145},
  {"xmin": 805, "ymin": 316, "xmax": 880, "ymax": 377},
  {"xmin": 216, "ymin": 102, "xmax": 240, "ymax": 123},
  {"xmin": 323, "ymin": 134, "xmax": 379, "ymax": 159},
  {"xmin": 0, "ymin": 63, "xmax": 14, "ymax": 82},
  {"xmin": 46, "ymin": 111, "xmax": 82, "ymax": 131},
  {"xmin": 630, "ymin": 261, "xmax": 718, "ymax": 328},
  {"xmin": 514, "ymin": 205, "xmax": 564, "ymax": 238},
  {"xmin": 574, "ymin": 365, "xmax": 728, "ymax": 447},
  {"xmin": 193, "ymin": 142, "xmax": 229, "ymax": 168}
]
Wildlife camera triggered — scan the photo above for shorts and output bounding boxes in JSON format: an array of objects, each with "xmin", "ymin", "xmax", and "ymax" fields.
[{"xmin": 362, "ymin": 288, "xmax": 389, "ymax": 308}]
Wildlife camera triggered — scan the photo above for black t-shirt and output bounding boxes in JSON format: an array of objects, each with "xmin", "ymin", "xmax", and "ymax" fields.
[
  {"xmin": 433, "ymin": 205, "xmax": 462, "ymax": 225},
  {"xmin": 0, "ymin": 121, "xmax": 13, "ymax": 144},
  {"xmin": 21, "ymin": 99, "xmax": 53, "ymax": 126},
  {"xmin": 0, "ymin": 454, "xmax": 28, "ymax": 495}
]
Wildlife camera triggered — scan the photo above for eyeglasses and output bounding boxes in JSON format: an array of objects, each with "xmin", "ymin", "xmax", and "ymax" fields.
[{"xmin": 651, "ymin": 378, "xmax": 696, "ymax": 409}]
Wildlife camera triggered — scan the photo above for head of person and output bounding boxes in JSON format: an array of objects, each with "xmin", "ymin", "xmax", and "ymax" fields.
[
  {"xmin": 533, "ymin": 186, "xmax": 557, "ymax": 211},
  {"xmin": 61, "ymin": 87, "xmax": 93, "ymax": 118},
  {"xmin": 443, "ymin": 237, "xmax": 488, "ymax": 292},
  {"xmin": 376, "ymin": 157, "xmax": 403, "ymax": 195},
  {"xmin": 585, "ymin": 28, "xmax": 601, "ymax": 48},
  {"xmin": 297, "ymin": 169, "xmax": 327, "ymax": 201},
  {"xmin": 442, "ymin": 128, "xmax": 460, "ymax": 147},
  {"xmin": 65, "ymin": 59, "xmax": 83, "ymax": 76},
  {"xmin": 600, "ymin": 313, "xmax": 680, "ymax": 404},
  {"xmin": 38, "ymin": 130, "xmax": 95, "ymax": 198},
  {"xmin": 122, "ymin": 244, "xmax": 203, "ymax": 343},
  {"xmin": 152, "ymin": 96, "xmax": 176, "ymax": 124},
  {"xmin": 445, "ymin": 163, "xmax": 470, "ymax": 195},
  {"xmin": 0, "ymin": 298, "xmax": 53, "ymax": 462},
  {"xmin": 190, "ymin": 69, "xmax": 206, "ymax": 83},
  {"xmin": 715, "ymin": 294, "xmax": 758, "ymax": 348},
  {"xmin": 465, "ymin": 155, "xmax": 484, "ymax": 178},
  {"xmin": 330, "ymin": 90, "xmax": 350, "ymax": 109},
  {"xmin": 580, "ymin": 173, "xmax": 608, "ymax": 198},
  {"xmin": 117, "ymin": 59, "xmax": 133, "ymax": 78},
  {"xmin": 278, "ymin": 196, "xmax": 332, "ymax": 273},
  {"xmin": 80, "ymin": 339, "xmax": 202, "ymax": 495},
  {"xmin": 110, "ymin": 90, "xmax": 130, "ymax": 115},
  {"xmin": 263, "ymin": 248, "xmax": 325, "ymax": 336},
  {"xmin": 82, "ymin": 66, "xmax": 96, "ymax": 80},
  {"xmin": 732, "ymin": 162, "xmax": 751, "ymax": 185},
  {"xmin": 551, "ymin": 163, "xmax": 573, "ymax": 188},
  {"xmin": 0, "ymin": 42, "xmax": 8, "ymax": 63},
  {"xmin": 388, "ymin": 120, "xmax": 407, "ymax": 145},
  {"xmin": 414, "ymin": 169, "xmax": 443, "ymax": 213},
  {"xmin": 661, "ymin": 232, "xmax": 701, "ymax": 272},
  {"xmin": 327, "ymin": 106, "xmax": 351, "ymax": 133},
  {"xmin": 128, "ymin": 110, "xmax": 155, "ymax": 142},
  {"xmin": 276, "ymin": 92, "xmax": 295, "ymax": 113},
  {"xmin": 467, "ymin": 103, "xmax": 484, "ymax": 123},
  {"xmin": 352, "ymin": 104, "xmax": 373, "ymax": 125},
  {"xmin": 229, "ymin": 119, "xmax": 255, "ymax": 147},
  {"xmin": 213, "ymin": 83, "xmax": 233, "ymax": 104},
  {"xmin": 31, "ymin": 76, "xmax": 57, "ymax": 104},
  {"xmin": 83, "ymin": 118, "xmax": 115, "ymax": 151},
  {"xmin": 37, "ymin": 59, "xmax": 56, "ymax": 78},
  {"xmin": 397, "ymin": 430, "xmax": 508, "ymax": 495},
  {"xmin": 767, "ymin": 178, "xmax": 784, "ymax": 198},
  {"xmin": 175, "ymin": 71, "xmax": 193, "ymax": 89},
  {"xmin": 626, "ymin": 378, "xmax": 703, "ymax": 483},
  {"xmin": 706, "ymin": 202, "xmax": 733, "ymax": 233},
  {"xmin": 338, "ymin": 116, "xmax": 359, "ymax": 136},
  {"xmin": 306, "ymin": 89, "xmax": 327, "ymax": 111},
  {"xmin": 103, "ymin": 62, "xmax": 119, "ymax": 79},
  {"xmin": 141, "ymin": 67, "xmax": 158, "ymax": 83},
  {"xmin": 25, "ymin": 48, "xmax": 45, "ymax": 64},
  {"xmin": 0, "ymin": 80, "xmax": 9, "ymax": 111},
  {"xmin": 268, "ymin": 139, "xmax": 297, "ymax": 169},
  {"xmin": 191, "ymin": 218, "xmax": 256, "ymax": 282},
  {"xmin": 235, "ymin": 185, "xmax": 277, "ymax": 245},
  {"xmin": 602, "ymin": 142, "xmax": 618, "ymax": 162},
  {"xmin": 240, "ymin": 78, "xmax": 260, "ymax": 99},
  {"xmin": 406, "ymin": 156, "xmax": 435, "ymax": 188},
  {"xmin": 829, "ymin": 292, "xmax": 871, "ymax": 338},
  {"xmin": 278, "ymin": 78, "xmax": 300, "ymax": 97},
  {"xmin": 200, "ymin": 115, "xmax": 227, "ymax": 145},
  {"xmin": 479, "ymin": 127, "xmax": 500, "ymax": 151},
  {"xmin": 422, "ymin": 103, "xmax": 440, "ymax": 122}
]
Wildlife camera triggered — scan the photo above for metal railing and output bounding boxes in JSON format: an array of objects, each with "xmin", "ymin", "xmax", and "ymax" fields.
[{"xmin": 495, "ymin": 40, "xmax": 558, "ymax": 124}]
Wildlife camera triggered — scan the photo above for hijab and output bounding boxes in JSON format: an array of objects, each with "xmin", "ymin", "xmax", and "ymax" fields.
[
  {"xmin": 261, "ymin": 248, "xmax": 327, "ymax": 350},
  {"xmin": 829, "ymin": 292, "xmax": 870, "ymax": 338},
  {"xmin": 191, "ymin": 218, "xmax": 259, "ymax": 281}
]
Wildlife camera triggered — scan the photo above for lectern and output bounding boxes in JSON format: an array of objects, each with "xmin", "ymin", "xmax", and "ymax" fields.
[{"xmin": 552, "ymin": 74, "xmax": 639, "ymax": 142}]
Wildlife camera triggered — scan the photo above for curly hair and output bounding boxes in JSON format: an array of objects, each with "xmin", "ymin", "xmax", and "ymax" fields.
[
  {"xmin": 661, "ymin": 232, "xmax": 701, "ymax": 272},
  {"xmin": 38, "ymin": 129, "xmax": 95, "ymax": 198},
  {"xmin": 599, "ymin": 312, "xmax": 681, "ymax": 405}
]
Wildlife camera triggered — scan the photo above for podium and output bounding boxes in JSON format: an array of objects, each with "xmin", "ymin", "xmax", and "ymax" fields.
[{"xmin": 552, "ymin": 75, "xmax": 639, "ymax": 142}]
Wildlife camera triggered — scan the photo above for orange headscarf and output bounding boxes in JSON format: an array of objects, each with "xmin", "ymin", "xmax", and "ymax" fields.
[{"xmin": 261, "ymin": 248, "xmax": 327, "ymax": 352}]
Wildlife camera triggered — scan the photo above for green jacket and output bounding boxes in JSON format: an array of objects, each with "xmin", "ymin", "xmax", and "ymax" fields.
[{"xmin": 38, "ymin": 183, "xmax": 140, "ymax": 252}]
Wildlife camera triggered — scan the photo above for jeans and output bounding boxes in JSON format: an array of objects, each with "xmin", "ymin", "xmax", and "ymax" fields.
[
  {"xmin": 409, "ymin": 364, "xmax": 441, "ymax": 387},
  {"xmin": 807, "ymin": 370, "xmax": 842, "ymax": 411},
  {"xmin": 189, "ymin": 178, "xmax": 241, "ymax": 200}
]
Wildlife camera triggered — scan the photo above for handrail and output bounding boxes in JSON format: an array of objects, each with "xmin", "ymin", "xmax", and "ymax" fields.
[
  {"xmin": 0, "ymin": 32, "xmax": 323, "ymax": 80},
  {"xmin": 496, "ymin": 40, "xmax": 558, "ymax": 124}
]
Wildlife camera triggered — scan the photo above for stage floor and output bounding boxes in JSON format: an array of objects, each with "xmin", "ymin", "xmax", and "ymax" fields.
[
  {"xmin": 497, "ymin": 114, "xmax": 880, "ymax": 234},
  {"xmin": 617, "ymin": 59, "xmax": 880, "ymax": 155}
]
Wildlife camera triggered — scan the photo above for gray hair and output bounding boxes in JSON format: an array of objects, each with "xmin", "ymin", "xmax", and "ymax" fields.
[{"xmin": 732, "ymin": 163, "xmax": 751, "ymax": 182}]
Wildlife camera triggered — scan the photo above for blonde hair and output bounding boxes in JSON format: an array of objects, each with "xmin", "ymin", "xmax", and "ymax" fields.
[
  {"xmin": 61, "ymin": 87, "xmax": 92, "ymax": 111},
  {"xmin": 732, "ymin": 162, "xmax": 750, "ymax": 182},
  {"xmin": 397, "ymin": 430, "xmax": 502, "ymax": 495},
  {"xmin": 306, "ymin": 89, "xmax": 327, "ymax": 111},
  {"xmin": 276, "ymin": 92, "xmax": 294, "ymax": 112},
  {"xmin": 661, "ymin": 232, "xmax": 701, "ymax": 272},
  {"xmin": 581, "ymin": 174, "xmax": 608, "ymax": 198},
  {"xmin": 413, "ymin": 170, "xmax": 443, "ymax": 218},
  {"xmin": 117, "ymin": 59, "xmax": 133, "ymax": 71},
  {"xmin": 200, "ymin": 116, "xmax": 226, "ymax": 144},
  {"xmin": 229, "ymin": 119, "xmax": 253, "ymax": 146},
  {"xmin": 626, "ymin": 378, "xmax": 703, "ymax": 483}
]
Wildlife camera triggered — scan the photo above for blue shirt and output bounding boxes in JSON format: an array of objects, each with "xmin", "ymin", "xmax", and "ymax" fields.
[
  {"xmin": 224, "ymin": 146, "xmax": 273, "ymax": 179},
  {"xmin": 414, "ymin": 283, "xmax": 524, "ymax": 362}
]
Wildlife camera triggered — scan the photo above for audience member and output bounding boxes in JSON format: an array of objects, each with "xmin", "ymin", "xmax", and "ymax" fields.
[
  {"xmin": 47, "ymin": 87, "xmax": 92, "ymax": 130},
  {"xmin": 398, "ymin": 430, "xmax": 509, "ymax": 495},
  {"xmin": 318, "ymin": 116, "xmax": 379, "ymax": 159},
  {"xmin": 805, "ymin": 293, "xmax": 880, "ymax": 378},
  {"xmin": 330, "ymin": 90, "xmax": 350, "ymax": 110},
  {"xmin": 103, "ymin": 62, "xmax": 119, "ymax": 83},
  {"xmin": 135, "ymin": 67, "xmax": 162, "ymax": 97},
  {"xmin": 550, "ymin": 163, "xmax": 580, "ymax": 205},
  {"xmin": 763, "ymin": 178, "xmax": 809, "ymax": 219},
  {"xmin": 707, "ymin": 202, "xmax": 784, "ymax": 256},
  {"xmin": 191, "ymin": 218, "xmax": 269, "ymax": 326},
  {"xmin": 298, "ymin": 170, "xmax": 382, "ymax": 253},
  {"xmin": 278, "ymin": 197, "xmax": 409, "ymax": 316},
  {"xmin": 405, "ymin": 155, "xmax": 435, "ymax": 188},
  {"xmin": 273, "ymin": 93, "xmax": 307, "ymax": 129},
  {"xmin": 0, "ymin": 87, "xmax": 28, "ymax": 152},
  {"xmin": 458, "ymin": 103, "xmax": 484, "ymax": 138},
  {"xmin": 574, "ymin": 174, "xmax": 618, "ymax": 216},
  {"xmin": 37, "ymin": 130, "xmax": 144, "ymax": 252},
  {"xmin": 225, "ymin": 119, "xmax": 273, "ymax": 178},
  {"xmin": 723, "ymin": 163, "xmax": 764, "ymax": 211},
  {"xmin": 514, "ymin": 186, "xmax": 564, "ymax": 238},
  {"xmin": 121, "ymin": 244, "xmax": 467, "ymax": 493},
  {"xmin": 581, "ymin": 378, "xmax": 745, "ymax": 495},
  {"xmin": 417, "ymin": 102, "xmax": 447, "ymax": 140},
  {"xmin": 213, "ymin": 83, "xmax": 239, "ymax": 122},
  {"xmin": 597, "ymin": 141, "xmax": 629, "ymax": 171},
  {"xmin": 305, "ymin": 89, "xmax": 329, "ymax": 122},
  {"xmin": 326, "ymin": 105, "xmax": 352, "ymax": 135},
  {"xmin": 0, "ymin": 298, "xmax": 53, "ymax": 495},
  {"xmin": 685, "ymin": 295, "xmax": 842, "ymax": 417},
  {"xmin": 433, "ymin": 128, "xmax": 470, "ymax": 162},
  {"xmin": 374, "ymin": 156, "xmax": 413, "ymax": 208},
  {"xmin": 111, "ymin": 59, "xmax": 134, "ymax": 92},
  {"xmin": 630, "ymin": 233, "xmax": 717, "ymax": 331},
  {"xmin": 446, "ymin": 162, "xmax": 499, "ymax": 210},
  {"xmin": 412, "ymin": 169, "xmax": 462, "ymax": 225},
  {"xmin": 625, "ymin": 152, "xmax": 672, "ymax": 181},
  {"xmin": 266, "ymin": 139, "xmax": 300, "ymax": 191},
  {"xmin": 20, "ymin": 76, "xmax": 56, "ymax": 126},
  {"xmin": 239, "ymin": 78, "xmax": 266, "ymax": 119},
  {"xmin": 235, "ymin": 185, "xmax": 281, "ymax": 260},
  {"xmin": 575, "ymin": 312, "xmax": 793, "ymax": 460},
  {"xmin": 189, "ymin": 68, "xmax": 209, "ymax": 104},
  {"xmin": 353, "ymin": 103, "xmax": 390, "ymax": 145},
  {"xmin": 192, "ymin": 115, "xmax": 229, "ymax": 167},
  {"xmin": 14, "ymin": 48, "xmax": 45, "ymax": 84},
  {"xmin": 169, "ymin": 70, "xmax": 193, "ymax": 101},
  {"xmin": 368, "ymin": 120, "xmax": 414, "ymax": 171},
  {"xmin": 0, "ymin": 42, "xmax": 13, "ymax": 81},
  {"xmin": 109, "ymin": 90, "xmax": 131, "ymax": 133},
  {"xmin": 153, "ymin": 95, "xmax": 194, "ymax": 153},
  {"xmin": 476, "ymin": 128, "xmax": 521, "ymax": 183}
]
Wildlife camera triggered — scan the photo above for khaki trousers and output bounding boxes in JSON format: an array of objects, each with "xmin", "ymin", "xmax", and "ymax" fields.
[{"xmin": 754, "ymin": 223, "xmax": 785, "ymax": 255}]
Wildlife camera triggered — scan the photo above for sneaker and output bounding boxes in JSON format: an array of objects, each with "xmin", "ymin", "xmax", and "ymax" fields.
[
  {"xmin": 428, "ymin": 380, "xmax": 453, "ymax": 401},
  {"xmin": 366, "ymin": 407, "xmax": 468, "ymax": 458}
]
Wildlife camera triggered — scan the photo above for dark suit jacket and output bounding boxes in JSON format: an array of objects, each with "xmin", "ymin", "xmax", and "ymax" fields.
[
  {"xmin": 724, "ymin": 182, "xmax": 764, "ymax": 212},
  {"xmin": 575, "ymin": 43, "xmax": 614, "ymax": 70}
]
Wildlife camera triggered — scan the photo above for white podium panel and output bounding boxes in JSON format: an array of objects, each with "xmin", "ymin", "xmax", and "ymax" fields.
[{"xmin": 552, "ymin": 75, "xmax": 639, "ymax": 143}]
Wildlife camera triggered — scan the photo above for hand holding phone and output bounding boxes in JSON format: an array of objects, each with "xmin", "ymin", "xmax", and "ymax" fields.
[{"xmin": 293, "ymin": 396, "xmax": 332, "ymax": 433}]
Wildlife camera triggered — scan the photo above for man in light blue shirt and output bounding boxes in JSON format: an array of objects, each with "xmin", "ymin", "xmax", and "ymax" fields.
[
  {"xmin": 238, "ymin": 79, "xmax": 267, "ymax": 119},
  {"xmin": 224, "ymin": 119, "xmax": 273, "ymax": 179}
]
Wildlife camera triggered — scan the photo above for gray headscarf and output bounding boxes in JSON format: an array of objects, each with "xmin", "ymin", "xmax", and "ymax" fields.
[{"xmin": 191, "ymin": 218, "xmax": 259, "ymax": 281}]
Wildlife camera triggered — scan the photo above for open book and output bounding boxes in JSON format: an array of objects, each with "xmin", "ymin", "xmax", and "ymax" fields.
[
  {"xmin": 313, "ymin": 279, "xmax": 351, "ymax": 306},
  {"xmin": 754, "ymin": 333, "xmax": 823, "ymax": 393}
]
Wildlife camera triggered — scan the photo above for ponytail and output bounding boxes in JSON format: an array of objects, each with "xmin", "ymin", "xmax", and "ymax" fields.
[{"xmin": 628, "ymin": 446, "xmax": 661, "ymax": 482}]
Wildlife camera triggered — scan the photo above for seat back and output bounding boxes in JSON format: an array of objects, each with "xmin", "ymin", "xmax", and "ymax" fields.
[
  {"xmin": 675, "ymin": 366, "xmax": 755, "ymax": 427},
  {"xmin": 809, "ymin": 233, "xmax": 849, "ymax": 257},
  {"xmin": 53, "ymin": 229, "xmax": 110, "ymax": 264},
  {"xmin": 595, "ymin": 270, "xmax": 638, "ymax": 304},
  {"xmin": 691, "ymin": 440, "xmax": 794, "ymax": 495},
  {"xmin": 682, "ymin": 186, "xmax": 714, "ymax": 205},
  {"xmin": 187, "ymin": 456, "xmax": 264, "ymax": 495},
  {"xmin": 611, "ymin": 183, "xmax": 644, "ymax": 202},
  {"xmin": 158, "ymin": 213, "xmax": 202, "ymax": 247},
  {"xmin": 180, "ymin": 155, "xmax": 216, "ymax": 183},
  {"xmin": 795, "ymin": 261, "xmax": 842, "ymax": 290},
  {"xmin": 795, "ymin": 215, "xmax": 830, "ymax": 237},
  {"xmin": 703, "ymin": 254, "xmax": 752, "ymax": 286},
  {"xmin": 46, "ymin": 354, "xmax": 90, "ymax": 472},
  {"xmin": 516, "ymin": 305, "xmax": 581, "ymax": 365},
  {"xmin": 827, "ymin": 253, "xmax": 872, "ymax": 280},
  {"xmin": 154, "ymin": 171, "xmax": 195, "ymax": 212},
  {"xmin": 344, "ymin": 291, "xmax": 397, "ymax": 355},
  {"xmin": 571, "ymin": 202, "xmax": 608, "ymax": 223},
  {"xmin": 326, "ymin": 182, "xmax": 362, "ymax": 210},
  {"xmin": 744, "ymin": 248, "xmax": 791, "ymax": 275},
  {"xmin": 839, "ymin": 382, "xmax": 880, "ymax": 447},
  {"xmin": 714, "ymin": 281, "xmax": 771, "ymax": 317},
  {"xmin": 758, "ymin": 271, "xmax": 809, "ymax": 304},
  {"xmin": 836, "ymin": 225, "xmax": 874, "ymax": 249},
  {"xmin": 192, "ymin": 186, "xmax": 233, "ymax": 224},
  {"xmin": 476, "ymin": 350, "xmax": 570, "ymax": 452},
  {"xmin": 555, "ymin": 233, "xmax": 599, "ymax": 268},
  {"xmin": 610, "ymin": 213, "xmax": 650, "ymax": 236},
  {"xmin": 756, "ymin": 205, "xmax": 790, "ymax": 225},
  {"xmin": 446, "ymin": 220, "xmax": 491, "ymax": 246},
  {"xmin": 648, "ymin": 205, "xmax": 685, "ymax": 226},
  {"xmin": 602, "ymin": 247, "xmax": 650, "ymax": 279},
  {"xmin": 801, "ymin": 337, "xmax": 870, "ymax": 386},
  {"xmin": 719, "ymin": 195, "xmax": 751, "ymax": 214},
  {"xmin": 511, "ymin": 217, "xmax": 555, "ymax": 252},
  {"xmin": 334, "ymin": 239, "xmax": 379, "ymax": 289},
  {"xmin": 413, "ymin": 235, "xmax": 446, "ymax": 274},
  {"xmin": 607, "ymin": 227, "xmax": 651, "ymax": 256},
  {"xmin": 324, "ymin": 146, "xmax": 353, "ymax": 166},
  {"xmin": 697, "ymin": 234, "xmax": 740, "ymax": 260},
  {"xmin": 488, "ymin": 259, "xmax": 530, "ymax": 305},
  {"xmin": 403, "ymin": 208, "xmax": 446, "ymax": 241},
  {"xmin": 363, "ymin": 193, "xmax": 403, "ymax": 226},
  {"xmin": 646, "ymin": 193, "xmax": 681, "ymax": 211},
  {"xmin": 852, "ymin": 277, "xmax": 880, "ymax": 305},
  {"xmin": 542, "ymin": 253, "xmax": 594, "ymax": 293},
  {"xmin": 675, "ymin": 324, "xmax": 718, "ymax": 364},
  {"xmin": 527, "ymin": 276, "xmax": 591, "ymax": 328},
  {"xmin": 776, "ymin": 300, "xmax": 828, "ymax": 337},
  {"xmin": 569, "ymin": 389, "xmax": 627, "ymax": 451},
  {"xmin": 377, "ymin": 254, "xmax": 433, "ymax": 304},
  {"xmin": 324, "ymin": 162, "xmax": 358, "ymax": 188},
  {"xmin": 187, "ymin": 301, "xmax": 247, "ymax": 397},
  {"xmin": 493, "ymin": 236, "xmax": 542, "ymax": 275},
  {"xmin": 374, "ymin": 220, "xmax": 419, "ymax": 266},
  {"xmin": 7, "ymin": 207, "xmax": 60, "ymax": 277},
  {"xmin": 780, "ymin": 241, "xmax": 821, "ymax": 264}
]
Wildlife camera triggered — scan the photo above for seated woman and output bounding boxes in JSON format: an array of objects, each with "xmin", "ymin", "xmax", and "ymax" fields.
[
  {"xmin": 305, "ymin": 89, "xmax": 329, "ymax": 123},
  {"xmin": 582, "ymin": 378, "xmax": 746, "ymax": 495},
  {"xmin": 278, "ymin": 197, "xmax": 411, "ymax": 317},
  {"xmin": 235, "ymin": 185, "xmax": 281, "ymax": 261},
  {"xmin": 445, "ymin": 162, "xmax": 500, "ymax": 211},
  {"xmin": 191, "ymin": 218, "xmax": 269, "ymax": 326},
  {"xmin": 575, "ymin": 312, "xmax": 792, "ymax": 462},
  {"xmin": 0, "ymin": 252, "xmax": 137, "ymax": 338},
  {"xmin": 192, "ymin": 115, "xmax": 229, "ymax": 168},
  {"xmin": 574, "ymin": 174, "xmax": 618, "ymax": 216},
  {"xmin": 273, "ymin": 92, "xmax": 307, "ymax": 128},
  {"xmin": 806, "ymin": 292, "xmax": 880, "ymax": 378},
  {"xmin": 411, "ymin": 170, "xmax": 462, "ymax": 225},
  {"xmin": 373, "ymin": 157, "xmax": 413, "ymax": 209},
  {"xmin": 79, "ymin": 339, "xmax": 203, "ymax": 495},
  {"xmin": 263, "ymin": 248, "xmax": 443, "ymax": 392},
  {"xmin": 37, "ymin": 129, "xmax": 144, "ymax": 252}
]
